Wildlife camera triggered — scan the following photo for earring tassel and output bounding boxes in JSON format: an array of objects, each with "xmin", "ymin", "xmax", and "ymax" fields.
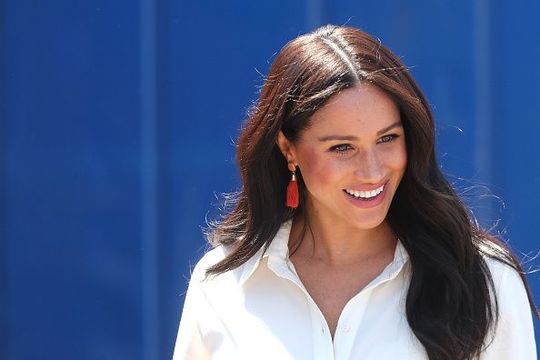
[{"xmin": 286, "ymin": 174, "xmax": 299, "ymax": 208}]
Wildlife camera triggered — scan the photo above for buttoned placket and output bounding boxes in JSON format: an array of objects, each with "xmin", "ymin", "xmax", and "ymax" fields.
[
  {"xmin": 335, "ymin": 253, "xmax": 408, "ymax": 359},
  {"xmin": 333, "ymin": 289, "xmax": 373, "ymax": 359},
  {"xmin": 267, "ymin": 256, "xmax": 335, "ymax": 360},
  {"xmin": 265, "ymin": 245, "xmax": 408, "ymax": 360}
]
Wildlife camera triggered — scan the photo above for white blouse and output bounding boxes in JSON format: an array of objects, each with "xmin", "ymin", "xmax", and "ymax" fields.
[{"xmin": 173, "ymin": 221, "xmax": 537, "ymax": 359}]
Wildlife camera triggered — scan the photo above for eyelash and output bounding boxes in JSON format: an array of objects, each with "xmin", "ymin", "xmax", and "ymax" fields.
[
  {"xmin": 378, "ymin": 134, "xmax": 399, "ymax": 144},
  {"xmin": 329, "ymin": 134, "xmax": 400, "ymax": 154},
  {"xmin": 330, "ymin": 144, "xmax": 353, "ymax": 153}
]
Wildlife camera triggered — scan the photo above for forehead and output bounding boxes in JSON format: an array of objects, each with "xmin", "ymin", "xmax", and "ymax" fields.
[{"xmin": 305, "ymin": 84, "xmax": 400, "ymax": 136}]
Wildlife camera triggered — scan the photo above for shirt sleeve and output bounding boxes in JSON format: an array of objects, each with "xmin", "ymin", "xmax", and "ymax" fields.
[
  {"xmin": 480, "ymin": 263, "xmax": 537, "ymax": 359},
  {"xmin": 172, "ymin": 276, "xmax": 212, "ymax": 360}
]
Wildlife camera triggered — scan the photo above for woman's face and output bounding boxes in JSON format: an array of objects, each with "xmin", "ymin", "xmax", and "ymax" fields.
[{"xmin": 278, "ymin": 84, "xmax": 407, "ymax": 232}]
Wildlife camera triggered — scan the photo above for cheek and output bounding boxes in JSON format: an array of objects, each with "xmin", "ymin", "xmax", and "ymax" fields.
[
  {"xmin": 385, "ymin": 143, "xmax": 407, "ymax": 174},
  {"xmin": 297, "ymin": 149, "xmax": 345, "ymax": 191}
]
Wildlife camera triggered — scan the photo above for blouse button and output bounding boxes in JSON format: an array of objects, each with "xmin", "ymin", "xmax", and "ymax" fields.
[{"xmin": 342, "ymin": 325, "xmax": 351, "ymax": 333}]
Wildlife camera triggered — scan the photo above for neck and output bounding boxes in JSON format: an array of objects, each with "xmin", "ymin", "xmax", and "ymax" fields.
[{"xmin": 289, "ymin": 210, "xmax": 397, "ymax": 267}]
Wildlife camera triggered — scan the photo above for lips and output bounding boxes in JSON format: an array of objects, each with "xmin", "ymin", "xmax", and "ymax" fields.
[
  {"xmin": 341, "ymin": 180, "xmax": 388, "ymax": 208},
  {"xmin": 344, "ymin": 184, "xmax": 385, "ymax": 199}
]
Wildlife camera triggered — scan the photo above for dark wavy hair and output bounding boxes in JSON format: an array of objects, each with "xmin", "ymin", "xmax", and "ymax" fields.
[{"xmin": 206, "ymin": 25, "xmax": 538, "ymax": 359}]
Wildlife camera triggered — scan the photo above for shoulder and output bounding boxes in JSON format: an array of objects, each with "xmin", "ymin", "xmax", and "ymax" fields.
[
  {"xmin": 188, "ymin": 244, "xmax": 262, "ymax": 292},
  {"xmin": 478, "ymin": 245, "xmax": 535, "ymax": 329},
  {"xmin": 476, "ymin": 240, "xmax": 525, "ymax": 294},
  {"xmin": 188, "ymin": 246, "xmax": 229, "ymax": 283},
  {"xmin": 483, "ymin": 256, "xmax": 515, "ymax": 285},
  {"xmin": 481, "ymin": 252, "xmax": 535, "ymax": 338},
  {"xmin": 481, "ymin": 253, "xmax": 528, "ymax": 305},
  {"xmin": 478, "ymin": 253, "xmax": 537, "ymax": 357}
]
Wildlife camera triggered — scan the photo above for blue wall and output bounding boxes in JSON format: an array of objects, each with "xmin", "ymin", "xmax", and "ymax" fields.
[{"xmin": 2, "ymin": 1, "xmax": 539, "ymax": 359}]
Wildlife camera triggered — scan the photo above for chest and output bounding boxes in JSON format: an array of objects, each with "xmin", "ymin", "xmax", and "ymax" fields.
[
  {"xmin": 199, "ymin": 262, "xmax": 426, "ymax": 360},
  {"xmin": 291, "ymin": 258, "xmax": 394, "ymax": 338}
]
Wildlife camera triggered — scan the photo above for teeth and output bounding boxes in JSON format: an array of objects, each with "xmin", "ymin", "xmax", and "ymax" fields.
[{"xmin": 345, "ymin": 185, "xmax": 384, "ymax": 199}]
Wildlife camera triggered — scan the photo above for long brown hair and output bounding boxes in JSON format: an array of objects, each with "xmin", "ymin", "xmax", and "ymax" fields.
[{"xmin": 206, "ymin": 25, "xmax": 538, "ymax": 360}]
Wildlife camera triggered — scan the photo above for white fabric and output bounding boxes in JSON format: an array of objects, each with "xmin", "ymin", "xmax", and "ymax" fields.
[{"xmin": 173, "ymin": 221, "xmax": 537, "ymax": 359}]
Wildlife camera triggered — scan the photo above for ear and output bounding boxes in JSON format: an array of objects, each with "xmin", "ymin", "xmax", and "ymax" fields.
[{"xmin": 276, "ymin": 131, "xmax": 297, "ymax": 165}]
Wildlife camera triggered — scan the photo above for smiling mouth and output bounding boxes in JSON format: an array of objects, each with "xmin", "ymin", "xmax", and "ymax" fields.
[{"xmin": 343, "ymin": 184, "xmax": 385, "ymax": 200}]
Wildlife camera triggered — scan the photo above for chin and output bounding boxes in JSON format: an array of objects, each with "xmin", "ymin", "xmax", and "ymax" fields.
[{"xmin": 348, "ymin": 214, "xmax": 388, "ymax": 231}]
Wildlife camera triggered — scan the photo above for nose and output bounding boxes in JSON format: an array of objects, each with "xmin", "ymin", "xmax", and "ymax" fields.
[{"xmin": 353, "ymin": 148, "xmax": 384, "ymax": 182}]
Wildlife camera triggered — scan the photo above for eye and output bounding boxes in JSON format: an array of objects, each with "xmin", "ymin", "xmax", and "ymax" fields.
[
  {"xmin": 329, "ymin": 144, "xmax": 353, "ymax": 153},
  {"xmin": 378, "ymin": 134, "xmax": 399, "ymax": 144}
]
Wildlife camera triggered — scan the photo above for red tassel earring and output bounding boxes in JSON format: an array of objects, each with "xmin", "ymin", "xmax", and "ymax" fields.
[{"xmin": 286, "ymin": 165, "xmax": 299, "ymax": 209}]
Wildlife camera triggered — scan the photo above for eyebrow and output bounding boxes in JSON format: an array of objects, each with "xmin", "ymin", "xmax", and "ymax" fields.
[{"xmin": 317, "ymin": 121, "xmax": 403, "ymax": 142}]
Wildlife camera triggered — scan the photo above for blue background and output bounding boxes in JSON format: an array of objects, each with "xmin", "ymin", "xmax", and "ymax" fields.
[{"xmin": 2, "ymin": 0, "xmax": 539, "ymax": 359}]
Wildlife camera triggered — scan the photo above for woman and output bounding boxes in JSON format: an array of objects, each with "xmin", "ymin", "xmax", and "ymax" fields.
[{"xmin": 173, "ymin": 25, "xmax": 538, "ymax": 359}]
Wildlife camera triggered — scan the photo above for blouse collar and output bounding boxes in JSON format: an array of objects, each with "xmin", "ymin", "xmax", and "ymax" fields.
[{"xmin": 238, "ymin": 220, "xmax": 410, "ymax": 285}]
